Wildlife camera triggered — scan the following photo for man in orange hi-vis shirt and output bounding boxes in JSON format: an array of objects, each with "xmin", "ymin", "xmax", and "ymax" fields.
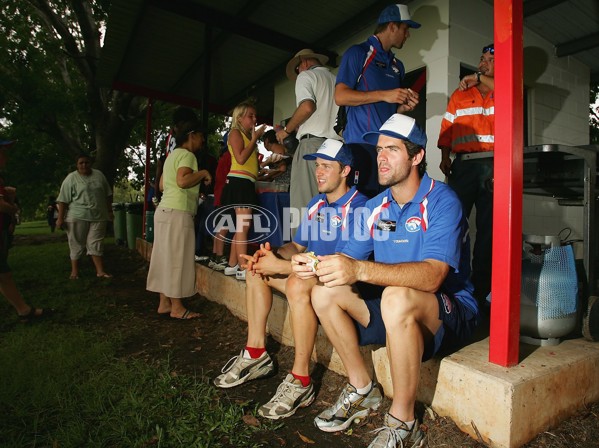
[{"xmin": 438, "ymin": 44, "xmax": 495, "ymax": 310}]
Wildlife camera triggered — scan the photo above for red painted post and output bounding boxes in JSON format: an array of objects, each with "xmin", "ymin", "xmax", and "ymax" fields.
[
  {"xmin": 143, "ymin": 98, "xmax": 154, "ymax": 239},
  {"xmin": 489, "ymin": 0, "xmax": 524, "ymax": 366}
]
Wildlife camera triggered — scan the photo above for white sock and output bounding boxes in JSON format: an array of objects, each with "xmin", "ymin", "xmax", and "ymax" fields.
[{"xmin": 355, "ymin": 381, "xmax": 372, "ymax": 395}]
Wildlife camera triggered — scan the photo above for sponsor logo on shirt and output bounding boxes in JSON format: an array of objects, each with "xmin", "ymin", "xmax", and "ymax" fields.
[
  {"xmin": 376, "ymin": 219, "xmax": 396, "ymax": 231},
  {"xmin": 405, "ymin": 217, "xmax": 422, "ymax": 232}
]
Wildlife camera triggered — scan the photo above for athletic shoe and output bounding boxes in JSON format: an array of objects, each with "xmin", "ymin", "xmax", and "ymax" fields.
[
  {"xmin": 224, "ymin": 264, "xmax": 239, "ymax": 276},
  {"xmin": 258, "ymin": 374, "xmax": 315, "ymax": 420},
  {"xmin": 236, "ymin": 269, "xmax": 246, "ymax": 281},
  {"xmin": 367, "ymin": 413, "xmax": 426, "ymax": 448},
  {"xmin": 209, "ymin": 255, "xmax": 228, "ymax": 271},
  {"xmin": 213, "ymin": 350, "xmax": 274, "ymax": 389},
  {"xmin": 314, "ymin": 382, "xmax": 382, "ymax": 432},
  {"xmin": 195, "ymin": 255, "xmax": 210, "ymax": 262}
]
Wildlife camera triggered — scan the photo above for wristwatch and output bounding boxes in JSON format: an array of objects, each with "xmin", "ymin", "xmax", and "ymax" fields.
[
  {"xmin": 283, "ymin": 126, "xmax": 290, "ymax": 134},
  {"xmin": 476, "ymin": 71, "xmax": 482, "ymax": 83}
]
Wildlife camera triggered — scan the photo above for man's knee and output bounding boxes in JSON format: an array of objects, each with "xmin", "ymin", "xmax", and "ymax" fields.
[
  {"xmin": 310, "ymin": 285, "xmax": 335, "ymax": 316},
  {"xmin": 381, "ymin": 286, "xmax": 418, "ymax": 324},
  {"xmin": 286, "ymin": 275, "xmax": 314, "ymax": 307}
]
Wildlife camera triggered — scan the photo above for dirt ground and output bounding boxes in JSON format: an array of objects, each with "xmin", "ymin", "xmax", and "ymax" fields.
[{"xmin": 28, "ymin": 234, "xmax": 599, "ymax": 448}]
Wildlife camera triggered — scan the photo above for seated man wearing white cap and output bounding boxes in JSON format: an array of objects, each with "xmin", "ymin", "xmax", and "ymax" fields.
[
  {"xmin": 308, "ymin": 114, "xmax": 478, "ymax": 447},
  {"xmin": 214, "ymin": 139, "xmax": 368, "ymax": 421}
]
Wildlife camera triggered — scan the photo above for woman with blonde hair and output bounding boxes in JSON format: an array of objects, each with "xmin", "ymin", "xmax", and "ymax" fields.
[
  {"xmin": 146, "ymin": 120, "xmax": 212, "ymax": 319},
  {"xmin": 220, "ymin": 101, "xmax": 265, "ymax": 281}
]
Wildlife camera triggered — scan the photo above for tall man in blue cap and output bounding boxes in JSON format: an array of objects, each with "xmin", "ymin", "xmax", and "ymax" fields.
[
  {"xmin": 214, "ymin": 139, "xmax": 368, "ymax": 421},
  {"xmin": 307, "ymin": 115, "xmax": 478, "ymax": 447},
  {"xmin": 335, "ymin": 3, "xmax": 421, "ymax": 198}
]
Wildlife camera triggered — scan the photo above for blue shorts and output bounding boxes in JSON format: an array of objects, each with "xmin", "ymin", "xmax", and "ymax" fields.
[{"xmin": 355, "ymin": 284, "xmax": 478, "ymax": 361}]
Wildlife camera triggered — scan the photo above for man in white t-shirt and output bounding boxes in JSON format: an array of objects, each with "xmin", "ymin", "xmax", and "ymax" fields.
[{"xmin": 276, "ymin": 49, "xmax": 341, "ymax": 234}]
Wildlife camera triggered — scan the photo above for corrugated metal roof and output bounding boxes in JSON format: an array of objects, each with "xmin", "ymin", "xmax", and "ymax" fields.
[{"xmin": 98, "ymin": 0, "xmax": 599, "ymax": 121}]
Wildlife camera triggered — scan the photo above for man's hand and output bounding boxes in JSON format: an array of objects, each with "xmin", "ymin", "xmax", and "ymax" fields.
[
  {"xmin": 240, "ymin": 242, "xmax": 272, "ymax": 273},
  {"xmin": 439, "ymin": 154, "xmax": 452, "ymax": 176},
  {"xmin": 275, "ymin": 128, "xmax": 290, "ymax": 144},
  {"xmin": 459, "ymin": 73, "xmax": 478, "ymax": 91},
  {"xmin": 315, "ymin": 254, "xmax": 359, "ymax": 287},
  {"xmin": 385, "ymin": 88, "xmax": 419, "ymax": 112},
  {"xmin": 290, "ymin": 253, "xmax": 318, "ymax": 280}
]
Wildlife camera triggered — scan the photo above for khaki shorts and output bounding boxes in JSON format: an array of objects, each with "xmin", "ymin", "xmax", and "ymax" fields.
[{"xmin": 65, "ymin": 220, "xmax": 107, "ymax": 260}]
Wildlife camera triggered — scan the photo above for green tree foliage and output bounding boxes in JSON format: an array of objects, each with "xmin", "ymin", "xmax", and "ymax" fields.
[{"xmin": 0, "ymin": 1, "xmax": 227, "ymax": 219}]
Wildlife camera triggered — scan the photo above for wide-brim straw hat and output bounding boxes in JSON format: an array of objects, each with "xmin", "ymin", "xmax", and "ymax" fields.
[{"xmin": 285, "ymin": 49, "xmax": 329, "ymax": 81}]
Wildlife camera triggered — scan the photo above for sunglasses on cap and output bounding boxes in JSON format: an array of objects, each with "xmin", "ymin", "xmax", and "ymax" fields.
[{"xmin": 482, "ymin": 45, "xmax": 494, "ymax": 54}]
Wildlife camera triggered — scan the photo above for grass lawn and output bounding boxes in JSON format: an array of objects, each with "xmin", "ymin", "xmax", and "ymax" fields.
[{"xmin": 0, "ymin": 222, "xmax": 264, "ymax": 447}]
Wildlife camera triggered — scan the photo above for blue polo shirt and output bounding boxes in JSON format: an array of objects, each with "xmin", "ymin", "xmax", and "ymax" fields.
[
  {"xmin": 336, "ymin": 35, "xmax": 405, "ymax": 145},
  {"xmin": 293, "ymin": 186, "xmax": 368, "ymax": 255},
  {"xmin": 342, "ymin": 174, "xmax": 477, "ymax": 312}
]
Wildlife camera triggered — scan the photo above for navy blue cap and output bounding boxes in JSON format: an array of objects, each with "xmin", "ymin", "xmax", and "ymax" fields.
[
  {"xmin": 303, "ymin": 139, "xmax": 354, "ymax": 166},
  {"xmin": 363, "ymin": 114, "xmax": 427, "ymax": 148},
  {"xmin": 378, "ymin": 4, "xmax": 421, "ymax": 28}
]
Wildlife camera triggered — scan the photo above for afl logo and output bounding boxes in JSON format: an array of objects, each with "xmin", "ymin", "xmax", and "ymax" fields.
[
  {"xmin": 405, "ymin": 217, "xmax": 422, "ymax": 232},
  {"xmin": 330, "ymin": 215, "xmax": 342, "ymax": 227}
]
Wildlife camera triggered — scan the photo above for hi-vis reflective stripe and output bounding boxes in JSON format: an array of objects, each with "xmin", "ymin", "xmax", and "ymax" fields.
[
  {"xmin": 443, "ymin": 106, "xmax": 495, "ymax": 123},
  {"xmin": 453, "ymin": 134, "xmax": 494, "ymax": 146},
  {"xmin": 307, "ymin": 199, "xmax": 325, "ymax": 220},
  {"xmin": 340, "ymin": 189, "xmax": 360, "ymax": 230},
  {"xmin": 367, "ymin": 196, "xmax": 390, "ymax": 236}
]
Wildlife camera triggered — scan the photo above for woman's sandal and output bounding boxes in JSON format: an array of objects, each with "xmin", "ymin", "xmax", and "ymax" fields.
[
  {"xmin": 96, "ymin": 273, "xmax": 113, "ymax": 278},
  {"xmin": 19, "ymin": 307, "xmax": 54, "ymax": 324}
]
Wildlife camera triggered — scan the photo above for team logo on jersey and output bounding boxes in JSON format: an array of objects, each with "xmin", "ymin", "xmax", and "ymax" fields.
[
  {"xmin": 440, "ymin": 293, "xmax": 453, "ymax": 314},
  {"xmin": 330, "ymin": 215, "xmax": 342, "ymax": 227},
  {"xmin": 405, "ymin": 217, "xmax": 422, "ymax": 232},
  {"xmin": 391, "ymin": 62, "xmax": 400, "ymax": 74},
  {"xmin": 376, "ymin": 220, "xmax": 396, "ymax": 232}
]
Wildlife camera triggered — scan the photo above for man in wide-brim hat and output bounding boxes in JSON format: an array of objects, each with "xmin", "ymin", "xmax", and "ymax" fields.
[{"xmin": 276, "ymin": 49, "xmax": 342, "ymax": 235}]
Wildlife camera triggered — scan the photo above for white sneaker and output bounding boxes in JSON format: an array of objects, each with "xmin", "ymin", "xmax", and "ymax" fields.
[
  {"xmin": 258, "ymin": 374, "xmax": 315, "ymax": 420},
  {"xmin": 224, "ymin": 264, "xmax": 239, "ymax": 276},
  {"xmin": 236, "ymin": 269, "xmax": 246, "ymax": 281},
  {"xmin": 195, "ymin": 255, "xmax": 209, "ymax": 262},
  {"xmin": 213, "ymin": 350, "xmax": 274, "ymax": 388}
]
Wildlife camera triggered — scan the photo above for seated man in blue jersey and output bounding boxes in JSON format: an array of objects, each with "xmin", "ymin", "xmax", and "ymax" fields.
[
  {"xmin": 213, "ymin": 139, "xmax": 368, "ymax": 421},
  {"xmin": 305, "ymin": 114, "xmax": 478, "ymax": 447}
]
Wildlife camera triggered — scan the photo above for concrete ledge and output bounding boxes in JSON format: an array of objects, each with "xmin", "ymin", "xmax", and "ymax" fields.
[{"xmin": 137, "ymin": 239, "xmax": 599, "ymax": 448}]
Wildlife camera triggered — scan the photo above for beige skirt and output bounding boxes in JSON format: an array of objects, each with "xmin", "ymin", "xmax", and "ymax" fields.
[{"xmin": 146, "ymin": 206, "xmax": 196, "ymax": 298}]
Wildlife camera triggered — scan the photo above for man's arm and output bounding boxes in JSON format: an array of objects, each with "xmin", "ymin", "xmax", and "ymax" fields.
[
  {"xmin": 276, "ymin": 100, "xmax": 315, "ymax": 142},
  {"xmin": 459, "ymin": 72, "xmax": 494, "ymax": 92},
  {"xmin": 316, "ymin": 255, "xmax": 449, "ymax": 293},
  {"xmin": 439, "ymin": 145, "xmax": 453, "ymax": 176},
  {"xmin": 335, "ymin": 83, "xmax": 418, "ymax": 109}
]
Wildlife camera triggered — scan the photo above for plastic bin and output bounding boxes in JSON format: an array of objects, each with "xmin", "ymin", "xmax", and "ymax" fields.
[
  {"xmin": 112, "ymin": 202, "xmax": 127, "ymax": 246},
  {"xmin": 125, "ymin": 202, "xmax": 144, "ymax": 250},
  {"xmin": 145, "ymin": 210, "xmax": 154, "ymax": 243}
]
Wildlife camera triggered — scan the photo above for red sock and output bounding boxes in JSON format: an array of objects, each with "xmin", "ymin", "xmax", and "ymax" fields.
[
  {"xmin": 245, "ymin": 346, "xmax": 266, "ymax": 359},
  {"xmin": 291, "ymin": 372, "xmax": 311, "ymax": 387}
]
